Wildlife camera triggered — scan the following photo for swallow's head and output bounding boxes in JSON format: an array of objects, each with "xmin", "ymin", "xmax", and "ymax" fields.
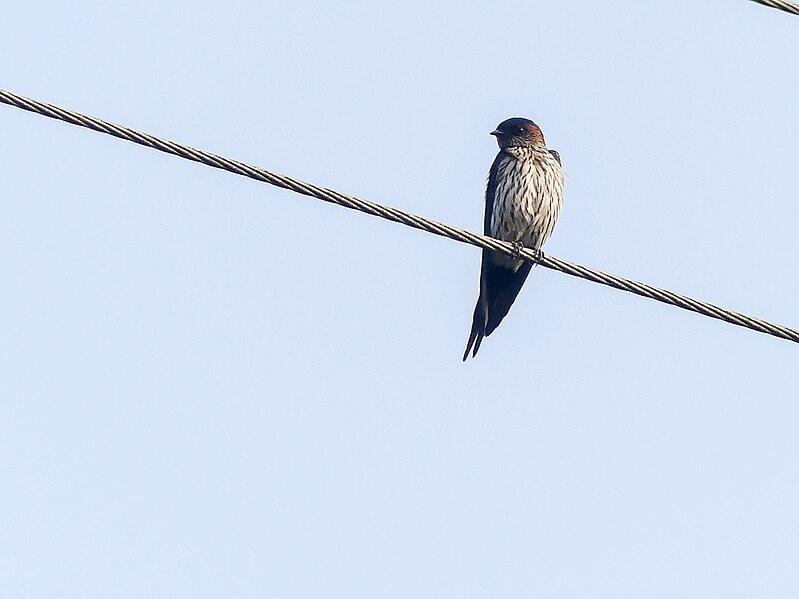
[{"xmin": 491, "ymin": 118, "xmax": 545, "ymax": 149}]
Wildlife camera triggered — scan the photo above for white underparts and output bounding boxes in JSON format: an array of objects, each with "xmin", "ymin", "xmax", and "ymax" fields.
[{"xmin": 489, "ymin": 147, "xmax": 565, "ymax": 269}]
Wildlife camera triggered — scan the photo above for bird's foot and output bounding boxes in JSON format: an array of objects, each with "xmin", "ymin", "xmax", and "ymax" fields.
[{"xmin": 512, "ymin": 241, "xmax": 524, "ymax": 259}]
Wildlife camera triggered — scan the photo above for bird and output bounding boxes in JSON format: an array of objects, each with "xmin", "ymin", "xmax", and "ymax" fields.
[{"xmin": 463, "ymin": 117, "xmax": 565, "ymax": 360}]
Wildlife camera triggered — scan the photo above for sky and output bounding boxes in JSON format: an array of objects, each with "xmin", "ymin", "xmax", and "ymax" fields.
[{"xmin": 2, "ymin": 1, "xmax": 799, "ymax": 597}]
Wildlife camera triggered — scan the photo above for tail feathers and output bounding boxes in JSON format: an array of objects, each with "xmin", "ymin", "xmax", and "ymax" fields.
[
  {"xmin": 463, "ymin": 258, "xmax": 534, "ymax": 360},
  {"xmin": 484, "ymin": 261, "xmax": 533, "ymax": 336},
  {"xmin": 463, "ymin": 299, "xmax": 487, "ymax": 361}
]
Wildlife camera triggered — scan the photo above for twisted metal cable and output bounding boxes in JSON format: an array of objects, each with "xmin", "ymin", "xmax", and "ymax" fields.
[
  {"xmin": 2, "ymin": 88, "xmax": 798, "ymax": 345},
  {"xmin": 749, "ymin": 0, "xmax": 799, "ymax": 15}
]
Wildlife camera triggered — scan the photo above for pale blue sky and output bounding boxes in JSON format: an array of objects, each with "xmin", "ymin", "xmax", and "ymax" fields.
[{"xmin": 2, "ymin": 1, "xmax": 799, "ymax": 597}]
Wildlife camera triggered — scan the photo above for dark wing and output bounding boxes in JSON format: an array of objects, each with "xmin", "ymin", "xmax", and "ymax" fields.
[
  {"xmin": 464, "ymin": 249, "xmax": 533, "ymax": 361},
  {"xmin": 482, "ymin": 258, "xmax": 533, "ymax": 337},
  {"xmin": 483, "ymin": 151, "xmax": 505, "ymax": 234},
  {"xmin": 464, "ymin": 154, "xmax": 504, "ymax": 360},
  {"xmin": 548, "ymin": 149, "xmax": 561, "ymax": 165},
  {"xmin": 463, "ymin": 151, "xmax": 531, "ymax": 360}
]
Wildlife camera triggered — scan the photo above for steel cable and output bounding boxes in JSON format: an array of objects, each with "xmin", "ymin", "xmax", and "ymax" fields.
[
  {"xmin": 749, "ymin": 0, "xmax": 799, "ymax": 16},
  {"xmin": 2, "ymin": 88, "xmax": 797, "ymax": 345}
]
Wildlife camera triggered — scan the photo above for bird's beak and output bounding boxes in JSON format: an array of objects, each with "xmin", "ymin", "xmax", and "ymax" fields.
[{"xmin": 490, "ymin": 129, "xmax": 501, "ymax": 136}]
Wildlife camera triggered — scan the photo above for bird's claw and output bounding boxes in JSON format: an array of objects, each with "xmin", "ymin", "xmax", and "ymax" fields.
[{"xmin": 512, "ymin": 242, "xmax": 545, "ymax": 263}]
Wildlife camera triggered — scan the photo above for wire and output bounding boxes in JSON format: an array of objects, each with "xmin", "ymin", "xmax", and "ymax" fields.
[
  {"xmin": 749, "ymin": 0, "xmax": 799, "ymax": 15},
  {"xmin": 2, "ymin": 88, "xmax": 798, "ymax": 345}
]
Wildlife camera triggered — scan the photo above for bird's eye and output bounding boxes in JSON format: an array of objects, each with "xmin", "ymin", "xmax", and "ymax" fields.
[{"xmin": 517, "ymin": 127, "xmax": 526, "ymax": 134}]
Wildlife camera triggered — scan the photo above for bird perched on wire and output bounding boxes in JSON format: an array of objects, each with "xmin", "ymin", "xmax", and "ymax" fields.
[{"xmin": 463, "ymin": 118, "xmax": 565, "ymax": 360}]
